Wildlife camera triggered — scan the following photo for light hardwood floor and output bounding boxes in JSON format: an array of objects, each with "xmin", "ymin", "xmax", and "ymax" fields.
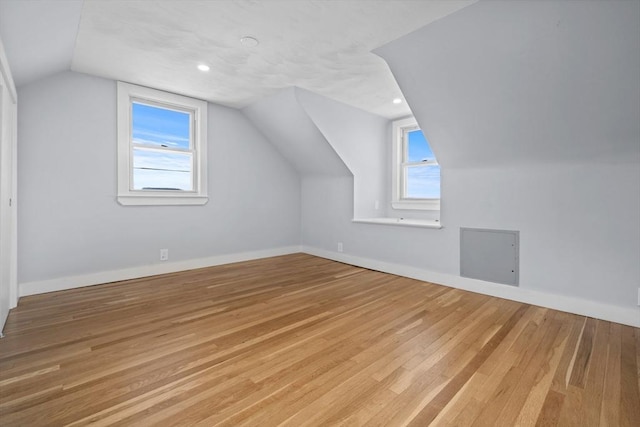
[{"xmin": 0, "ymin": 254, "xmax": 638, "ymax": 426}]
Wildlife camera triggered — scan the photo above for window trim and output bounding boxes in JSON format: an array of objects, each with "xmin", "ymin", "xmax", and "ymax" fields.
[
  {"xmin": 117, "ymin": 82, "xmax": 208, "ymax": 206},
  {"xmin": 391, "ymin": 117, "xmax": 440, "ymax": 211}
]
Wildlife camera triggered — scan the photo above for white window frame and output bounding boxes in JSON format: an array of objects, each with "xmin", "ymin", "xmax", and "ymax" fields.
[
  {"xmin": 117, "ymin": 81, "xmax": 208, "ymax": 206},
  {"xmin": 391, "ymin": 117, "xmax": 440, "ymax": 211}
]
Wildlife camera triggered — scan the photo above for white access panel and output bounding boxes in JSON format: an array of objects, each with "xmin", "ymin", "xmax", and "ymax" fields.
[{"xmin": 460, "ymin": 228, "xmax": 519, "ymax": 286}]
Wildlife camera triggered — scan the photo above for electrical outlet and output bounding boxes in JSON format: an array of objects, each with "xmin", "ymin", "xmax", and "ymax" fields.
[
  {"xmin": 374, "ymin": 200, "xmax": 380, "ymax": 210},
  {"xmin": 337, "ymin": 242, "xmax": 343, "ymax": 253},
  {"xmin": 637, "ymin": 288, "xmax": 640, "ymax": 306},
  {"xmin": 160, "ymin": 249, "xmax": 169, "ymax": 261}
]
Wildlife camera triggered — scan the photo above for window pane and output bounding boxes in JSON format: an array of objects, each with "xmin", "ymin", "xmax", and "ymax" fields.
[
  {"xmin": 132, "ymin": 148, "xmax": 193, "ymax": 191},
  {"xmin": 407, "ymin": 129, "xmax": 435, "ymax": 162},
  {"xmin": 132, "ymin": 102, "xmax": 191, "ymax": 150},
  {"xmin": 405, "ymin": 165, "xmax": 440, "ymax": 199}
]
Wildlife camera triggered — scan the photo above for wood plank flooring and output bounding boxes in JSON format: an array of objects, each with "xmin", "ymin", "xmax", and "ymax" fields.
[{"xmin": 0, "ymin": 253, "xmax": 638, "ymax": 426}]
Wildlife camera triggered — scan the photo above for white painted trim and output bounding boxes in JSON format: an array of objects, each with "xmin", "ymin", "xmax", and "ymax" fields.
[
  {"xmin": 9, "ymin": 92, "xmax": 17, "ymax": 309},
  {"xmin": 0, "ymin": 37, "xmax": 17, "ymax": 103},
  {"xmin": 352, "ymin": 218, "xmax": 442, "ymax": 229},
  {"xmin": 117, "ymin": 194, "xmax": 208, "ymax": 206},
  {"xmin": 19, "ymin": 244, "xmax": 639, "ymax": 327},
  {"xmin": 116, "ymin": 81, "xmax": 208, "ymax": 206},
  {"xmin": 391, "ymin": 116, "xmax": 441, "ymax": 211},
  {"xmin": 301, "ymin": 246, "xmax": 640, "ymax": 328},
  {"xmin": 0, "ymin": 37, "xmax": 17, "ymax": 317},
  {"xmin": 19, "ymin": 246, "xmax": 301, "ymax": 297},
  {"xmin": 391, "ymin": 200, "xmax": 441, "ymax": 211}
]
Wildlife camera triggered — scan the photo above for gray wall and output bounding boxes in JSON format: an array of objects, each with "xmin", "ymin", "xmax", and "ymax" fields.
[
  {"xmin": 242, "ymin": 88, "xmax": 351, "ymax": 177},
  {"xmin": 300, "ymin": 114, "xmax": 640, "ymax": 312},
  {"xmin": 301, "ymin": 0, "xmax": 640, "ymax": 313},
  {"xmin": 13, "ymin": 0, "xmax": 640, "ymax": 323},
  {"xmin": 244, "ymin": 87, "xmax": 389, "ymax": 220},
  {"xmin": 446, "ymin": 163, "xmax": 640, "ymax": 306},
  {"xmin": 18, "ymin": 71, "xmax": 301, "ymax": 283},
  {"xmin": 295, "ymin": 88, "xmax": 388, "ymax": 219},
  {"xmin": 375, "ymin": 0, "xmax": 640, "ymax": 169}
]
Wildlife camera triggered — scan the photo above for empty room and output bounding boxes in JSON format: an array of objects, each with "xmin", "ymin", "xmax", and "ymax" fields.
[{"xmin": 0, "ymin": 0, "xmax": 639, "ymax": 425}]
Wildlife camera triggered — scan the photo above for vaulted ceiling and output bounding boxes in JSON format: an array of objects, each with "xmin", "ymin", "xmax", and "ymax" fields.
[
  {"xmin": 0, "ymin": 0, "xmax": 475, "ymax": 119},
  {"xmin": 2, "ymin": 0, "xmax": 637, "ymax": 171},
  {"xmin": 377, "ymin": 0, "xmax": 640, "ymax": 167}
]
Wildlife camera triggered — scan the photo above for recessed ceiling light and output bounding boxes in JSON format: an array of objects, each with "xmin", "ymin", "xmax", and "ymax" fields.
[
  {"xmin": 392, "ymin": 98, "xmax": 402, "ymax": 104},
  {"xmin": 197, "ymin": 64, "xmax": 210, "ymax": 72},
  {"xmin": 240, "ymin": 36, "xmax": 259, "ymax": 47}
]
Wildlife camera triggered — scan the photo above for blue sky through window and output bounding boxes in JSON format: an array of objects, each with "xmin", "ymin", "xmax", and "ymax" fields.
[
  {"xmin": 132, "ymin": 103, "xmax": 190, "ymax": 149},
  {"xmin": 407, "ymin": 129, "xmax": 435, "ymax": 162},
  {"xmin": 131, "ymin": 102, "xmax": 193, "ymax": 190},
  {"xmin": 407, "ymin": 165, "xmax": 440, "ymax": 198},
  {"xmin": 405, "ymin": 129, "xmax": 440, "ymax": 199}
]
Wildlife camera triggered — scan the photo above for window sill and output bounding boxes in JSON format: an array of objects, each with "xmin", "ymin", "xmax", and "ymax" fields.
[
  {"xmin": 352, "ymin": 218, "xmax": 442, "ymax": 229},
  {"xmin": 117, "ymin": 195, "xmax": 208, "ymax": 206}
]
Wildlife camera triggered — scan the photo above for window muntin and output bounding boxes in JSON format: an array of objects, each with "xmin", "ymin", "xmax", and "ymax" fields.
[
  {"xmin": 117, "ymin": 82, "xmax": 208, "ymax": 205},
  {"xmin": 402, "ymin": 127, "xmax": 440, "ymax": 200},
  {"xmin": 392, "ymin": 117, "xmax": 440, "ymax": 210}
]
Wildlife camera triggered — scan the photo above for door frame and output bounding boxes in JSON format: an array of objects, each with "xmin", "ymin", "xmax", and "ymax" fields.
[{"xmin": 0, "ymin": 37, "xmax": 18, "ymax": 334}]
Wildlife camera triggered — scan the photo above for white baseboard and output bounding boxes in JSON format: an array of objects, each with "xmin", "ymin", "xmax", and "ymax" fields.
[
  {"xmin": 19, "ymin": 246, "xmax": 302, "ymax": 297},
  {"xmin": 302, "ymin": 246, "xmax": 640, "ymax": 328},
  {"xmin": 18, "ymin": 245, "xmax": 640, "ymax": 328}
]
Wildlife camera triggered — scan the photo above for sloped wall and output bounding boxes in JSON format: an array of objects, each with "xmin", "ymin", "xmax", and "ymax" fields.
[
  {"xmin": 301, "ymin": 0, "xmax": 640, "ymax": 326},
  {"xmin": 295, "ymin": 88, "xmax": 388, "ymax": 219},
  {"xmin": 242, "ymin": 87, "xmax": 351, "ymax": 177},
  {"xmin": 243, "ymin": 87, "xmax": 389, "ymax": 219},
  {"xmin": 375, "ymin": 0, "xmax": 639, "ymax": 168}
]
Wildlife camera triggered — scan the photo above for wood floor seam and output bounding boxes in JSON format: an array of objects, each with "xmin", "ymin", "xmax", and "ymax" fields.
[{"xmin": 0, "ymin": 254, "xmax": 637, "ymax": 426}]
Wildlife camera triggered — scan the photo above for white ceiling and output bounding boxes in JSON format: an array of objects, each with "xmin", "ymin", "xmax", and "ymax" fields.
[
  {"xmin": 0, "ymin": 0, "xmax": 83, "ymax": 87},
  {"xmin": 1, "ymin": 0, "xmax": 475, "ymax": 119},
  {"xmin": 377, "ymin": 0, "xmax": 640, "ymax": 167}
]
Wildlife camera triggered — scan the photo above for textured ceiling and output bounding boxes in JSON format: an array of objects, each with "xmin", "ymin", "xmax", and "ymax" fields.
[{"xmin": 69, "ymin": 0, "xmax": 475, "ymax": 119}]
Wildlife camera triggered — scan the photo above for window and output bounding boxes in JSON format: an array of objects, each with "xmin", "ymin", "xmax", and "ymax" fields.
[
  {"xmin": 117, "ymin": 82, "xmax": 208, "ymax": 205},
  {"xmin": 392, "ymin": 117, "xmax": 440, "ymax": 210}
]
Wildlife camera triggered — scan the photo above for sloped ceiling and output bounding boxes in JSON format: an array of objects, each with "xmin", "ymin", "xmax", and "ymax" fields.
[
  {"xmin": 0, "ymin": 0, "xmax": 476, "ymax": 119},
  {"xmin": 0, "ymin": 0, "xmax": 83, "ymax": 87},
  {"xmin": 242, "ymin": 87, "xmax": 351, "ymax": 177},
  {"xmin": 3, "ymin": 0, "xmax": 637, "ymax": 172},
  {"xmin": 376, "ymin": 0, "xmax": 640, "ymax": 168}
]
